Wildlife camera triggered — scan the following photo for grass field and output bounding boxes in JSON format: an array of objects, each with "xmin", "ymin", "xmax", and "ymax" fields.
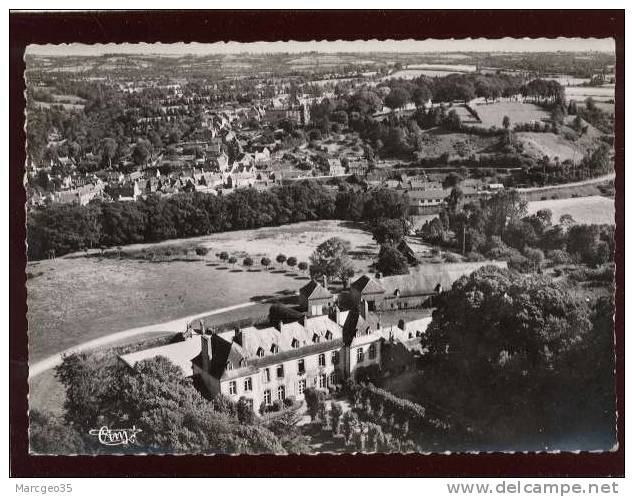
[
  {"xmin": 527, "ymin": 195, "xmax": 614, "ymax": 225},
  {"xmin": 27, "ymin": 220, "xmax": 381, "ymax": 363},
  {"xmin": 474, "ymin": 101, "xmax": 550, "ymax": 128}
]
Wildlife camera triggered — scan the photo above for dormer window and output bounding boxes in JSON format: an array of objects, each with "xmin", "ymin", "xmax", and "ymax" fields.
[
  {"xmin": 312, "ymin": 333, "xmax": 320, "ymax": 344},
  {"xmin": 226, "ymin": 361, "xmax": 233, "ymax": 371},
  {"xmin": 256, "ymin": 347, "xmax": 265, "ymax": 358},
  {"xmin": 325, "ymin": 330, "xmax": 333, "ymax": 341},
  {"xmin": 291, "ymin": 338, "xmax": 300, "ymax": 349},
  {"xmin": 270, "ymin": 344, "xmax": 279, "ymax": 354},
  {"xmin": 239, "ymin": 358, "xmax": 247, "ymax": 367}
]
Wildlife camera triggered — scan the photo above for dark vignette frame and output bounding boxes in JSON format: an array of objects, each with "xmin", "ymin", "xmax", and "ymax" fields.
[{"xmin": 9, "ymin": 9, "xmax": 625, "ymax": 478}]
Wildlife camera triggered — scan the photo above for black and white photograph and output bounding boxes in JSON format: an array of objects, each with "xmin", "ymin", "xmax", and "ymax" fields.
[{"xmin": 19, "ymin": 26, "xmax": 619, "ymax": 460}]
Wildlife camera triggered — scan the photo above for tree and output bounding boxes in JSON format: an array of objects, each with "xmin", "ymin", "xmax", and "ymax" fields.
[
  {"xmin": 412, "ymin": 85, "xmax": 432, "ymax": 108},
  {"xmin": 195, "ymin": 246, "xmax": 209, "ymax": 256},
  {"xmin": 228, "ymin": 256, "xmax": 238, "ymax": 267},
  {"xmin": 304, "ymin": 388, "xmax": 325, "ymax": 421},
  {"xmin": 309, "ymin": 237, "xmax": 353, "ymax": 285},
  {"xmin": 330, "ymin": 402, "xmax": 344, "ymax": 435},
  {"xmin": 276, "ymin": 254, "xmax": 287, "ymax": 267},
  {"xmin": 384, "ymin": 87, "xmax": 411, "ymax": 111},
  {"xmin": 243, "ymin": 256, "xmax": 254, "ymax": 269},
  {"xmin": 260, "ymin": 257, "xmax": 271, "ymax": 270},
  {"xmin": 421, "ymin": 266, "xmax": 594, "ymax": 444},
  {"xmin": 376, "ymin": 244, "xmax": 409, "ymax": 276},
  {"xmin": 502, "ymin": 115, "xmax": 511, "ymax": 130},
  {"xmin": 342, "ymin": 411, "xmax": 360, "ymax": 445},
  {"xmin": 29, "ymin": 410, "xmax": 85, "ymax": 454},
  {"xmin": 100, "ymin": 138, "xmax": 118, "ymax": 168},
  {"xmin": 286, "ymin": 256, "xmax": 297, "ymax": 270},
  {"xmin": 370, "ymin": 218, "xmax": 406, "ymax": 245},
  {"xmin": 219, "ymin": 251, "xmax": 229, "ymax": 262},
  {"xmin": 132, "ymin": 139, "xmax": 151, "ymax": 166},
  {"xmin": 298, "ymin": 261, "xmax": 308, "ymax": 273}
]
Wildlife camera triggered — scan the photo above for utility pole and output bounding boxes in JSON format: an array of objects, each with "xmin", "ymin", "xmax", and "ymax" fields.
[{"xmin": 462, "ymin": 224, "xmax": 466, "ymax": 255}]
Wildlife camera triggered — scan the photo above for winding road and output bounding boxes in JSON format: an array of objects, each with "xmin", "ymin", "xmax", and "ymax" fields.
[
  {"xmin": 517, "ymin": 173, "xmax": 615, "ymax": 193},
  {"xmin": 28, "ymin": 301, "xmax": 257, "ymax": 379}
]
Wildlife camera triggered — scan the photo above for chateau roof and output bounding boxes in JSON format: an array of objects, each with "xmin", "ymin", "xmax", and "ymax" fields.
[{"xmin": 299, "ymin": 280, "xmax": 332, "ymax": 300}]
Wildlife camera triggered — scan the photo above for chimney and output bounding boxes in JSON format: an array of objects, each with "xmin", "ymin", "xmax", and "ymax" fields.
[
  {"xmin": 335, "ymin": 306, "xmax": 341, "ymax": 325},
  {"xmin": 322, "ymin": 275, "xmax": 328, "ymax": 289},
  {"xmin": 276, "ymin": 320, "xmax": 284, "ymax": 332},
  {"xmin": 201, "ymin": 334, "xmax": 213, "ymax": 371},
  {"xmin": 199, "ymin": 319, "xmax": 205, "ymax": 334},
  {"xmin": 360, "ymin": 300, "xmax": 369, "ymax": 319},
  {"xmin": 375, "ymin": 272, "xmax": 382, "ymax": 279}
]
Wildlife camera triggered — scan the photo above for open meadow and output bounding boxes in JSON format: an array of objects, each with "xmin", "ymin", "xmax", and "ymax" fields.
[
  {"xmin": 473, "ymin": 101, "xmax": 550, "ymax": 128},
  {"xmin": 27, "ymin": 220, "xmax": 383, "ymax": 363},
  {"xmin": 526, "ymin": 195, "xmax": 614, "ymax": 225}
]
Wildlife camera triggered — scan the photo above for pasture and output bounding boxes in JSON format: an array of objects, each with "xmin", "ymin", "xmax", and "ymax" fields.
[
  {"xmin": 565, "ymin": 85, "xmax": 615, "ymax": 102},
  {"xmin": 473, "ymin": 101, "xmax": 550, "ymax": 128},
  {"xmin": 526, "ymin": 195, "xmax": 614, "ymax": 225}
]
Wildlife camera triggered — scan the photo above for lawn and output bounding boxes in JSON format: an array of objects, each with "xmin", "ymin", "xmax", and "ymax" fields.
[
  {"xmin": 473, "ymin": 101, "xmax": 550, "ymax": 128},
  {"xmin": 27, "ymin": 220, "xmax": 381, "ymax": 363},
  {"xmin": 526, "ymin": 195, "xmax": 614, "ymax": 225}
]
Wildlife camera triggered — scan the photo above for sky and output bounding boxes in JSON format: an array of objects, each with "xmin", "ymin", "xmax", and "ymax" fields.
[{"xmin": 26, "ymin": 38, "xmax": 615, "ymax": 56}]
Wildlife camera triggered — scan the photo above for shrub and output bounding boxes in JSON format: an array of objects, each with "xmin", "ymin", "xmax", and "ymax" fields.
[
  {"xmin": 444, "ymin": 253, "xmax": 460, "ymax": 263},
  {"xmin": 195, "ymin": 246, "xmax": 209, "ymax": 256},
  {"xmin": 547, "ymin": 249, "xmax": 571, "ymax": 265},
  {"xmin": 465, "ymin": 251, "xmax": 485, "ymax": 262},
  {"xmin": 219, "ymin": 251, "xmax": 229, "ymax": 261}
]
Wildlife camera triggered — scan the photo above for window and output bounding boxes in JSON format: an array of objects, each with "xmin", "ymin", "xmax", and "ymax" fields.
[
  {"xmin": 245, "ymin": 398, "xmax": 253, "ymax": 411},
  {"xmin": 318, "ymin": 373, "xmax": 327, "ymax": 389},
  {"xmin": 312, "ymin": 333, "xmax": 320, "ymax": 344},
  {"xmin": 369, "ymin": 343, "xmax": 377, "ymax": 360},
  {"xmin": 357, "ymin": 347, "xmax": 364, "ymax": 363},
  {"xmin": 277, "ymin": 385, "xmax": 286, "ymax": 400},
  {"xmin": 226, "ymin": 361, "xmax": 233, "ymax": 371},
  {"xmin": 263, "ymin": 368, "xmax": 270, "ymax": 383},
  {"xmin": 244, "ymin": 377, "xmax": 252, "ymax": 391},
  {"xmin": 276, "ymin": 364, "xmax": 284, "ymax": 378},
  {"xmin": 228, "ymin": 381, "xmax": 237, "ymax": 395},
  {"xmin": 318, "ymin": 353, "xmax": 326, "ymax": 366},
  {"xmin": 329, "ymin": 372, "xmax": 338, "ymax": 385},
  {"xmin": 270, "ymin": 344, "xmax": 279, "ymax": 354},
  {"xmin": 297, "ymin": 359, "xmax": 305, "ymax": 374},
  {"xmin": 331, "ymin": 351, "xmax": 339, "ymax": 365},
  {"xmin": 263, "ymin": 389, "xmax": 272, "ymax": 405},
  {"xmin": 256, "ymin": 347, "xmax": 265, "ymax": 358},
  {"xmin": 325, "ymin": 330, "xmax": 332, "ymax": 341},
  {"xmin": 291, "ymin": 338, "xmax": 299, "ymax": 349},
  {"xmin": 298, "ymin": 379, "xmax": 306, "ymax": 395}
]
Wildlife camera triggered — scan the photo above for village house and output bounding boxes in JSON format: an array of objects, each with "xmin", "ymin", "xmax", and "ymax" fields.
[{"xmin": 406, "ymin": 188, "xmax": 449, "ymax": 215}]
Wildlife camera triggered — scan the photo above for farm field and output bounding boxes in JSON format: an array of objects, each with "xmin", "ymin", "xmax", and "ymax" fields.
[
  {"xmin": 526, "ymin": 195, "xmax": 614, "ymax": 225},
  {"xmin": 33, "ymin": 100, "xmax": 85, "ymax": 111},
  {"xmin": 473, "ymin": 101, "xmax": 550, "ymax": 128},
  {"xmin": 515, "ymin": 131, "xmax": 596, "ymax": 163},
  {"xmin": 26, "ymin": 220, "xmax": 381, "ymax": 362}
]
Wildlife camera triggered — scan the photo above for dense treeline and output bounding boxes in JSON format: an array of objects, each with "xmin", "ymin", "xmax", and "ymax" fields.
[
  {"xmin": 27, "ymin": 182, "xmax": 408, "ymax": 260},
  {"xmin": 421, "ymin": 266, "xmax": 615, "ymax": 449},
  {"xmin": 31, "ymin": 353, "xmax": 289, "ymax": 454}
]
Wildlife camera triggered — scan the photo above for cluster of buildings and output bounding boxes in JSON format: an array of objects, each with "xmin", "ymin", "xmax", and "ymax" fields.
[{"xmin": 120, "ymin": 261, "xmax": 504, "ymax": 413}]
